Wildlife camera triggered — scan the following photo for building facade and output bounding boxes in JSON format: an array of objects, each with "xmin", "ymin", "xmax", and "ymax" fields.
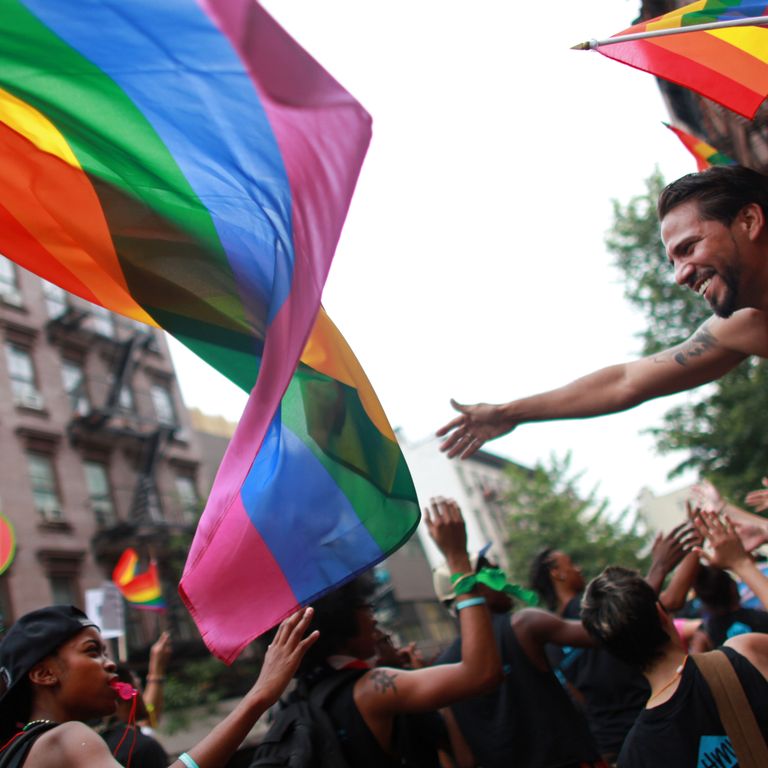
[{"xmin": 0, "ymin": 256, "xmax": 203, "ymax": 647}]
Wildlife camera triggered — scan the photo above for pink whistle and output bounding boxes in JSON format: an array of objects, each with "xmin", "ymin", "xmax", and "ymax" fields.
[{"xmin": 110, "ymin": 681, "xmax": 137, "ymax": 700}]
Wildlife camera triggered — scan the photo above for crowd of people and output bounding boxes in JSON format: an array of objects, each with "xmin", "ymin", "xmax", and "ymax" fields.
[{"xmin": 0, "ymin": 166, "xmax": 767, "ymax": 767}]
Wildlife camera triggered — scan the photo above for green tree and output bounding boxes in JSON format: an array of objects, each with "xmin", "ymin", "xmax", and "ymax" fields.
[
  {"xmin": 504, "ymin": 453, "xmax": 649, "ymax": 586},
  {"xmin": 606, "ymin": 169, "xmax": 768, "ymax": 501}
]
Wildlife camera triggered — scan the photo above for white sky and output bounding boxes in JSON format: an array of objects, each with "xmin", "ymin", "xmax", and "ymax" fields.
[{"xmin": 169, "ymin": 0, "xmax": 708, "ymax": 516}]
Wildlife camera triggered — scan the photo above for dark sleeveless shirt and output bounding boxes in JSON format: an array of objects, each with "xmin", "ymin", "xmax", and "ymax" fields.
[
  {"xmin": 618, "ymin": 647, "xmax": 768, "ymax": 768},
  {"xmin": 321, "ymin": 667, "xmax": 442, "ymax": 768},
  {"xmin": 557, "ymin": 595, "xmax": 649, "ymax": 755},
  {"xmin": 436, "ymin": 612, "xmax": 599, "ymax": 768}
]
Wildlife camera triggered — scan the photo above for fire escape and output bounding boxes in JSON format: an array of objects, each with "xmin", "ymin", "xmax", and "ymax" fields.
[{"xmin": 47, "ymin": 307, "xmax": 176, "ymax": 554}]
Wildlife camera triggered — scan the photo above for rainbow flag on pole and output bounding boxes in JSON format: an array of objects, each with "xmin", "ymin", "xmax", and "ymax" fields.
[
  {"xmin": 664, "ymin": 123, "xmax": 737, "ymax": 170},
  {"xmin": 597, "ymin": 1, "xmax": 768, "ymax": 119},
  {"xmin": 0, "ymin": 0, "xmax": 419, "ymax": 661},
  {"xmin": 113, "ymin": 549, "xmax": 166, "ymax": 612}
]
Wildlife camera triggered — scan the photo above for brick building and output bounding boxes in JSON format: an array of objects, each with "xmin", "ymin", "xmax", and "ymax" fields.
[{"xmin": 0, "ymin": 255, "xmax": 203, "ymax": 648}]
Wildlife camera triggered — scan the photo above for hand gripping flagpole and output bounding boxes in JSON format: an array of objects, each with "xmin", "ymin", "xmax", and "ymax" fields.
[{"xmin": 572, "ymin": 15, "xmax": 768, "ymax": 50}]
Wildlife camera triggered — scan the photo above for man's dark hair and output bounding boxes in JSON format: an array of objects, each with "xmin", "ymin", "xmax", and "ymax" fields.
[
  {"xmin": 299, "ymin": 574, "xmax": 376, "ymax": 673},
  {"xmin": 694, "ymin": 565, "xmax": 738, "ymax": 610},
  {"xmin": 580, "ymin": 566, "xmax": 670, "ymax": 670},
  {"xmin": 657, "ymin": 165, "xmax": 768, "ymax": 225},
  {"xmin": 529, "ymin": 548, "xmax": 558, "ymax": 612}
]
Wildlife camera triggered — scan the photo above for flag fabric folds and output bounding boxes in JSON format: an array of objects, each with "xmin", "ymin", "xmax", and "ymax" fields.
[
  {"xmin": 0, "ymin": 0, "xmax": 419, "ymax": 661},
  {"xmin": 598, "ymin": 1, "xmax": 768, "ymax": 118},
  {"xmin": 664, "ymin": 122, "xmax": 737, "ymax": 170},
  {"xmin": 112, "ymin": 549, "xmax": 166, "ymax": 612}
]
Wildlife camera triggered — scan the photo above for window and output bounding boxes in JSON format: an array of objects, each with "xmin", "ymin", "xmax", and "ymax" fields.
[
  {"xmin": 150, "ymin": 383, "xmax": 176, "ymax": 426},
  {"xmin": 118, "ymin": 383, "xmax": 135, "ymax": 413},
  {"xmin": 42, "ymin": 280, "xmax": 68, "ymax": 319},
  {"xmin": 0, "ymin": 257, "xmax": 22, "ymax": 307},
  {"xmin": 49, "ymin": 574, "xmax": 78, "ymax": 605},
  {"xmin": 26, "ymin": 453, "xmax": 63, "ymax": 521},
  {"xmin": 89, "ymin": 305, "xmax": 115, "ymax": 337},
  {"xmin": 84, "ymin": 461, "xmax": 116, "ymax": 526},
  {"xmin": 175, "ymin": 474, "xmax": 200, "ymax": 522},
  {"xmin": 61, "ymin": 359, "xmax": 89, "ymax": 415},
  {"xmin": 5, "ymin": 344, "xmax": 44, "ymax": 409},
  {"xmin": 107, "ymin": 372, "xmax": 135, "ymax": 413}
]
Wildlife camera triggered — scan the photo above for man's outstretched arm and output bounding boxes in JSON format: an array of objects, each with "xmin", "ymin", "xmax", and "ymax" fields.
[{"xmin": 437, "ymin": 314, "xmax": 753, "ymax": 459}]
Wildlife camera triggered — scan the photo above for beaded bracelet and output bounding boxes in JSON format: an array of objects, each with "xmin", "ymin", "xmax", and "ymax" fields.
[{"xmin": 456, "ymin": 597, "xmax": 486, "ymax": 611}]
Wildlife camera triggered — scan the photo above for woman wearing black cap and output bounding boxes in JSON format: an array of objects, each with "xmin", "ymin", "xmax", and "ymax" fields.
[{"xmin": 0, "ymin": 604, "xmax": 317, "ymax": 768}]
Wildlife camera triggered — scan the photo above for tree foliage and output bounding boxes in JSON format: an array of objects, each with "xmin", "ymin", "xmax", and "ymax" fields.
[
  {"xmin": 504, "ymin": 453, "xmax": 649, "ymax": 586},
  {"xmin": 606, "ymin": 169, "xmax": 768, "ymax": 501}
]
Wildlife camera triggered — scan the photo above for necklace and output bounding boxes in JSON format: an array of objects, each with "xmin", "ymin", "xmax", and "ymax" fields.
[
  {"xmin": 22, "ymin": 720, "xmax": 56, "ymax": 731},
  {"xmin": 648, "ymin": 656, "xmax": 688, "ymax": 705}
]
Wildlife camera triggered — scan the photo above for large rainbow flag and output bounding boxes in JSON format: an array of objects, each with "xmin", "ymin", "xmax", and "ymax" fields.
[
  {"xmin": 0, "ymin": 0, "xmax": 419, "ymax": 661},
  {"xmin": 598, "ymin": 1, "xmax": 768, "ymax": 119},
  {"xmin": 664, "ymin": 123, "xmax": 737, "ymax": 169}
]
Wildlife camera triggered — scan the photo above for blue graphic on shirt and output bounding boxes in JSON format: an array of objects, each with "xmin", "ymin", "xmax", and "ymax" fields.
[
  {"xmin": 697, "ymin": 735, "xmax": 737, "ymax": 767},
  {"xmin": 726, "ymin": 621, "xmax": 752, "ymax": 639}
]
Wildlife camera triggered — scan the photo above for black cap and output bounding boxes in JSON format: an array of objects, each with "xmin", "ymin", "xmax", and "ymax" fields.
[{"xmin": 0, "ymin": 606, "xmax": 98, "ymax": 704}]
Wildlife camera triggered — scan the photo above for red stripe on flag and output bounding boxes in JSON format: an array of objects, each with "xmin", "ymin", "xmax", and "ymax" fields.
[{"xmin": 599, "ymin": 38, "xmax": 765, "ymax": 118}]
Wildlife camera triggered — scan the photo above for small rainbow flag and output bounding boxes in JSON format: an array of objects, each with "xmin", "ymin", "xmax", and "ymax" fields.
[
  {"xmin": 112, "ymin": 549, "xmax": 166, "ymax": 612},
  {"xmin": 598, "ymin": 1, "xmax": 768, "ymax": 119},
  {"xmin": 664, "ymin": 123, "xmax": 737, "ymax": 170}
]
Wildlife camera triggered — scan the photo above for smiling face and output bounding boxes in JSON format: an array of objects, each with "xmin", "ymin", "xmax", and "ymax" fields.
[
  {"xmin": 40, "ymin": 627, "xmax": 118, "ymax": 721},
  {"xmin": 661, "ymin": 200, "xmax": 755, "ymax": 318},
  {"xmin": 549, "ymin": 551, "xmax": 585, "ymax": 593}
]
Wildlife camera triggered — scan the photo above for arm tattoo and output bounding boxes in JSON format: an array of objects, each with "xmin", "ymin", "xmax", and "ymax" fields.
[
  {"xmin": 672, "ymin": 327, "xmax": 719, "ymax": 367},
  {"xmin": 369, "ymin": 669, "xmax": 398, "ymax": 694}
]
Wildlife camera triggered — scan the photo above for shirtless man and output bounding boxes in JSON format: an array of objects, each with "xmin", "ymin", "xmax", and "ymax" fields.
[{"xmin": 438, "ymin": 165, "xmax": 768, "ymax": 459}]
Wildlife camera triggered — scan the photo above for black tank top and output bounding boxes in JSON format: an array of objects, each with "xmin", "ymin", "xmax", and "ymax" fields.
[
  {"xmin": 437, "ymin": 613, "xmax": 599, "ymax": 768},
  {"xmin": 323, "ymin": 668, "xmax": 442, "ymax": 768},
  {"xmin": 618, "ymin": 647, "xmax": 768, "ymax": 768}
]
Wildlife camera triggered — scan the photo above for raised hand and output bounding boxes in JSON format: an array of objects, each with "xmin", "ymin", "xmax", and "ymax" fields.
[
  {"xmin": 690, "ymin": 479, "xmax": 723, "ymax": 513},
  {"xmin": 436, "ymin": 400, "xmax": 515, "ymax": 459},
  {"xmin": 692, "ymin": 511, "xmax": 751, "ymax": 571},
  {"xmin": 733, "ymin": 521, "xmax": 768, "ymax": 554},
  {"xmin": 650, "ymin": 519, "xmax": 698, "ymax": 575},
  {"xmin": 745, "ymin": 476, "xmax": 768, "ymax": 512},
  {"xmin": 148, "ymin": 630, "xmax": 172, "ymax": 675},
  {"xmin": 424, "ymin": 497, "xmax": 471, "ymax": 573},
  {"xmin": 252, "ymin": 607, "xmax": 318, "ymax": 706}
]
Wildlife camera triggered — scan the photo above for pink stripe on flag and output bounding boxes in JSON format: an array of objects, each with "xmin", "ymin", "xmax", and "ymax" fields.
[
  {"xmin": 182, "ymin": 0, "xmax": 371, "ymax": 661},
  {"xmin": 199, "ymin": 0, "xmax": 371, "ymax": 436},
  {"xmin": 180, "ymin": 492, "xmax": 298, "ymax": 663}
]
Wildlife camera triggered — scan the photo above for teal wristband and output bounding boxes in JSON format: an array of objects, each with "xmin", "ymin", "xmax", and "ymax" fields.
[
  {"xmin": 179, "ymin": 753, "xmax": 200, "ymax": 768},
  {"xmin": 456, "ymin": 597, "xmax": 486, "ymax": 611}
]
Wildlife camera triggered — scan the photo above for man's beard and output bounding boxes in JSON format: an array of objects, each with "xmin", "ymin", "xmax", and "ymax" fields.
[{"xmin": 709, "ymin": 264, "xmax": 740, "ymax": 318}]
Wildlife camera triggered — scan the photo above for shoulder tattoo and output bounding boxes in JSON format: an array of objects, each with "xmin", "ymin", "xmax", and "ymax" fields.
[
  {"xmin": 369, "ymin": 669, "xmax": 398, "ymax": 694},
  {"xmin": 652, "ymin": 326, "xmax": 719, "ymax": 367}
]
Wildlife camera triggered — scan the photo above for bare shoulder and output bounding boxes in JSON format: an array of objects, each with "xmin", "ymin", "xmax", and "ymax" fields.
[
  {"xmin": 724, "ymin": 632, "xmax": 768, "ymax": 680},
  {"xmin": 356, "ymin": 666, "xmax": 402, "ymax": 698},
  {"xmin": 710, "ymin": 309, "xmax": 768, "ymax": 357},
  {"xmin": 26, "ymin": 721, "xmax": 117, "ymax": 768}
]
